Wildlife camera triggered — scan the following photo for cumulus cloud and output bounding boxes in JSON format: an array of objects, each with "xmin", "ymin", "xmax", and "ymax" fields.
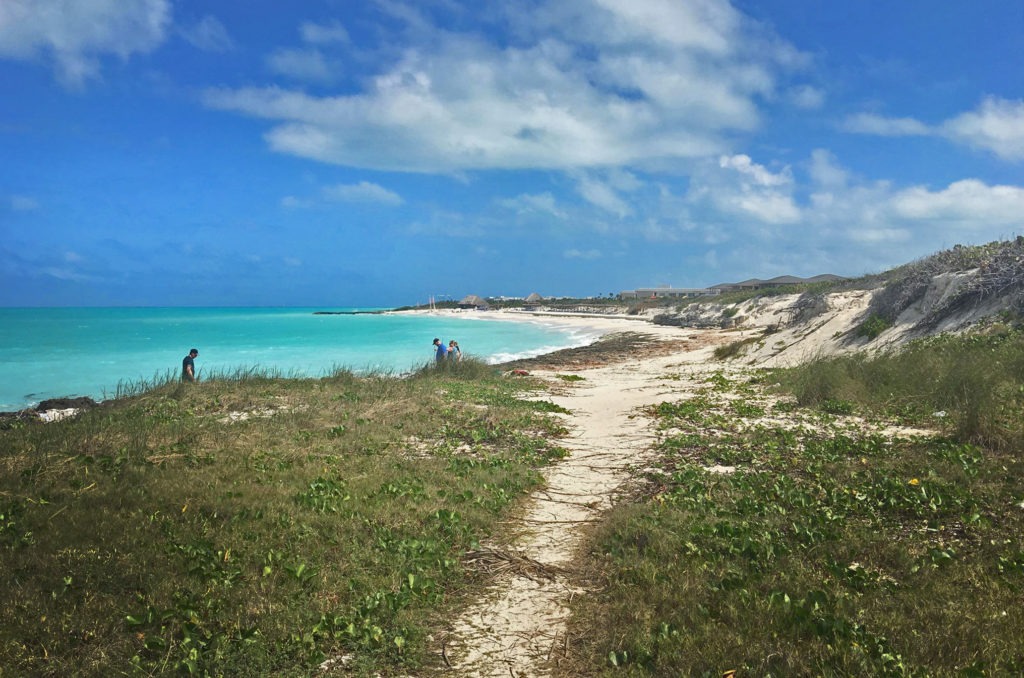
[
  {"xmin": 941, "ymin": 97, "xmax": 1024, "ymax": 162},
  {"xmin": 323, "ymin": 181, "xmax": 404, "ymax": 205},
  {"xmin": 719, "ymin": 154, "xmax": 791, "ymax": 187},
  {"xmin": 843, "ymin": 98, "xmax": 1024, "ymax": 162},
  {"xmin": 0, "ymin": 0, "xmax": 171, "ymax": 87},
  {"xmin": 203, "ymin": 0, "xmax": 809, "ymax": 172},
  {"xmin": 180, "ymin": 15, "xmax": 234, "ymax": 52},
  {"xmin": 701, "ymin": 154, "xmax": 799, "ymax": 224},
  {"xmin": 889, "ymin": 179, "xmax": 1024, "ymax": 224}
]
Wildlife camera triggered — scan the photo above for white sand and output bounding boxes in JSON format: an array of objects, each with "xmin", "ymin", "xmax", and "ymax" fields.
[{"xmin": 434, "ymin": 314, "xmax": 732, "ymax": 675}]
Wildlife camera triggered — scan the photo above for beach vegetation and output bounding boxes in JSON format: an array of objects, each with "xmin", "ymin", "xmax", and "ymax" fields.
[
  {"xmin": 565, "ymin": 347, "xmax": 1024, "ymax": 675},
  {"xmin": 712, "ymin": 335, "xmax": 758, "ymax": 360},
  {"xmin": 856, "ymin": 313, "xmax": 892, "ymax": 340},
  {"xmin": 775, "ymin": 327, "xmax": 1024, "ymax": 451},
  {"xmin": 0, "ymin": 358, "xmax": 568, "ymax": 676}
]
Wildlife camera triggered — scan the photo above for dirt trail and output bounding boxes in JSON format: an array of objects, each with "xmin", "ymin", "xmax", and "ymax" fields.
[{"xmin": 442, "ymin": 330, "xmax": 722, "ymax": 676}]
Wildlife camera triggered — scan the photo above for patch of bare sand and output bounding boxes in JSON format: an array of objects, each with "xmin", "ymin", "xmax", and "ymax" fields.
[{"xmin": 440, "ymin": 325, "xmax": 729, "ymax": 676}]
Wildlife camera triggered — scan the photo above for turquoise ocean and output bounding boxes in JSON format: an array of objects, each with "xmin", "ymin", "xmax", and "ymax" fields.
[{"xmin": 0, "ymin": 307, "xmax": 598, "ymax": 411}]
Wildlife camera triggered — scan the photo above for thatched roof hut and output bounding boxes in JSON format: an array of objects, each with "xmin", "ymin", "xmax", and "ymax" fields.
[{"xmin": 458, "ymin": 294, "xmax": 489, "ymax": 310}]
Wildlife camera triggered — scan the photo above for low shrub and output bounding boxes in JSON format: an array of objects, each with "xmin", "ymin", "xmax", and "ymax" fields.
[{"xmin": 856, "ymin": 313, "xmax": 891, "ymax": 340}]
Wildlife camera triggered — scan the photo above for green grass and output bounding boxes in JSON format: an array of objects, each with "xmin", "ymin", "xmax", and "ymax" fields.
[
  {"xmin": 565, "ymin": 367, "xmax": 1024, "ymax": 676},
  {"xmin": 0, "ymin": 359, "xmax": 569, "ymax": 676},
  {"xmin": 773, "ymin": 326, "xmax": 1024, "ymax": 451}
]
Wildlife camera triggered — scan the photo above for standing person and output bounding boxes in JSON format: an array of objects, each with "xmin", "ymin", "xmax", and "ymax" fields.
[
  {"xmin": 182, "ymin": 348, "xmax": 199, "ymax": 382},
  {"xmin": 448, "ymin": 340, "xmax": 462, "ymax": 362},
  {"xmin": 433, "ymin": 338, "xmax": 448, "ymax": 362}
]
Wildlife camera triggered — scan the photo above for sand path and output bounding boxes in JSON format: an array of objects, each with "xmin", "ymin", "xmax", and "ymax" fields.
[{"xmin": 443, "ymin": 328, "xmax": 721, "ymax": 676}]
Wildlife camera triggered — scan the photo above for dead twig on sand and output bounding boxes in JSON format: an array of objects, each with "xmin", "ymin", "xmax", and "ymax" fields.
[{"xmin": 463, "ymin": 548, "xmax": 569, "ymax": 582}]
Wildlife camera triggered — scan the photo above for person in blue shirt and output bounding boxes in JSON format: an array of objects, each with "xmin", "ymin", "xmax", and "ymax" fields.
[
  {"xmin": 181, "ymin": 348, "xmax": 199, "ymax": 382},
  {"xmin": 433, "ymin": 337, "xmax": 448, "ymax": 362}
]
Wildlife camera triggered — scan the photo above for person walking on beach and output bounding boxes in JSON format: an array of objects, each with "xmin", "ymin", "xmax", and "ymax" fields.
[
  {"xmin": 448, "ymin": 340, "xmax": 462, "ymax": 362},
  {"xmin": 433, "ymin": 338, "xmax": 448, "ymax": 362},
  {"xmin": 182, "ymin": 348, "xmax": 199, "ymax": 382}
]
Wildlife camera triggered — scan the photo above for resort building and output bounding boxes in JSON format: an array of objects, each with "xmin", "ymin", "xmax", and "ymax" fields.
[
  {"xmin": 619, "ymin": 287, "xmax": 718, "ymax": 300},
  {"xmin": 620, "ymin": 274, "xmax": 847, "ymax": 300},
  {"xmin": 458, "ymin": 294, "xmax": 490, "ymax": 310},
  {"xmin": 710, "ymin": 274, "xmax": 846, "ymax": 293}
]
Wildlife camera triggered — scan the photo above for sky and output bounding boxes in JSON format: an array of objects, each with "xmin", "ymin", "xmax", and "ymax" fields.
[{"xmin": 1, "ymin": 0, "xmax": 1022, "ymax": 307}]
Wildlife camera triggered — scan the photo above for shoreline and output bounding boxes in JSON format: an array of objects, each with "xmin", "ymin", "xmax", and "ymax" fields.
[
  {"xmin": 387, "ymin": 306, "xmax": 665, "ymax": 338},
  {"xmin": 4, "ymin": 309, "xmax": 681, "ymax": 423}
]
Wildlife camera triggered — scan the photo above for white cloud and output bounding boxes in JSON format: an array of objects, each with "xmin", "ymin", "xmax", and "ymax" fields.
[
  {"xmin": 588, "ymin": 0, "xmax": 741, "ymax": 54},
  {"xmin": 719, "ymin": 154, "xmax": 791, "ymax": 187},
  {"xmin": 300, "ymin": 20, "xmax": 350, "ymax": 45},
  {"xmin": 576, "ymin": 175, "xmax": 632, "ymax": 217},
  {"xmin": 842, "ymin": 113, "xmax": 931, "ymax": 137},
  {"xmin": 607, "ymin": 168, "xmax": 644, "ymax": 192},
  {"xmin": 705, "ymin": 154, "xmax": 799, "ymax": 224},
  {"xmin": 788, "ymin": 84, "xmax": 824, "ymax": 109},
  {"xmin": 843, "ymin": 98, "xmax": 1024, "ymax": 162},
  {"xmin": 0, "ymin": 0, "xmax": 170, "ymax": 87},
  {"xmin": 180, "ymin": 15, "xmax": 234, "ymax": 52},
  {"xmin": 283, "ymin": 257, "xmax": 303, "ymax": 267},
  {"xmin": 808, "ymin": 149, "xmax": 847, "ymax": 188},
  {"xmin": 564, "ymin": 248, "xmax": 602, "ymax": 259},
  {"xmin": 889, "ymin": 179, "xmax": 1024, "ymax": 224},
  {"xmin": 498, "ymin": 192, "xmax": 567, "ymax": 219},
  {"xmin": 941, "ymin": 97, "xmax": 1024, "ymax": 162},
  {"xmin": 323, "ymin": 181, "xmax": 404, "ymax": 205},
  {"xmin": 203, "ymin": 0, "xmax": 806, "ymax": 172},
  {"xmin": 266, "ymin": 48, "xmax": 335, "ymax": 83}
]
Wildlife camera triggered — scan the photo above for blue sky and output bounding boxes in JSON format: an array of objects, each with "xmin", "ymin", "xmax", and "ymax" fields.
[{"xmin": 1, "ymin": 0, "xmax": 1022, "ymax": 307}]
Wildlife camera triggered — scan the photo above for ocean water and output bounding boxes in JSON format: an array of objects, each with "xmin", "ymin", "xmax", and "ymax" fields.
[{"xmin": 0, "ymin": 307, "xmax": 598, "ymax": 411}]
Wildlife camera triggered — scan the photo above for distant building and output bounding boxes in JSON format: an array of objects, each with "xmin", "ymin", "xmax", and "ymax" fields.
[
  {"xmin": 619, "ymin": 287, "xmax": 718, "ymax": 300},
  {"xmin": 458, "ymin": 294, "xmax": 490, "ymax": 310},
  {"xmin": 524, "ymin": 292, "xmax": 544, "ymax": 309},
  {"xmin": 621, "ymin": 274, "xmax": 846, "ymax": 299},
  {"xmin": 710, "ymin": 274, "xmax": 846, "ymax": 293}
]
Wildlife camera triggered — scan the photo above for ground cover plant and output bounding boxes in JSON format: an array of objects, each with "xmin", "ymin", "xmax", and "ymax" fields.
[
  {"xmin": 566, "ymin": 369, "xmax": 1024, "ymax": 676},
  {"xmin": 0, "ymin": 360, "xmax": 569, "ymax": 676}
]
